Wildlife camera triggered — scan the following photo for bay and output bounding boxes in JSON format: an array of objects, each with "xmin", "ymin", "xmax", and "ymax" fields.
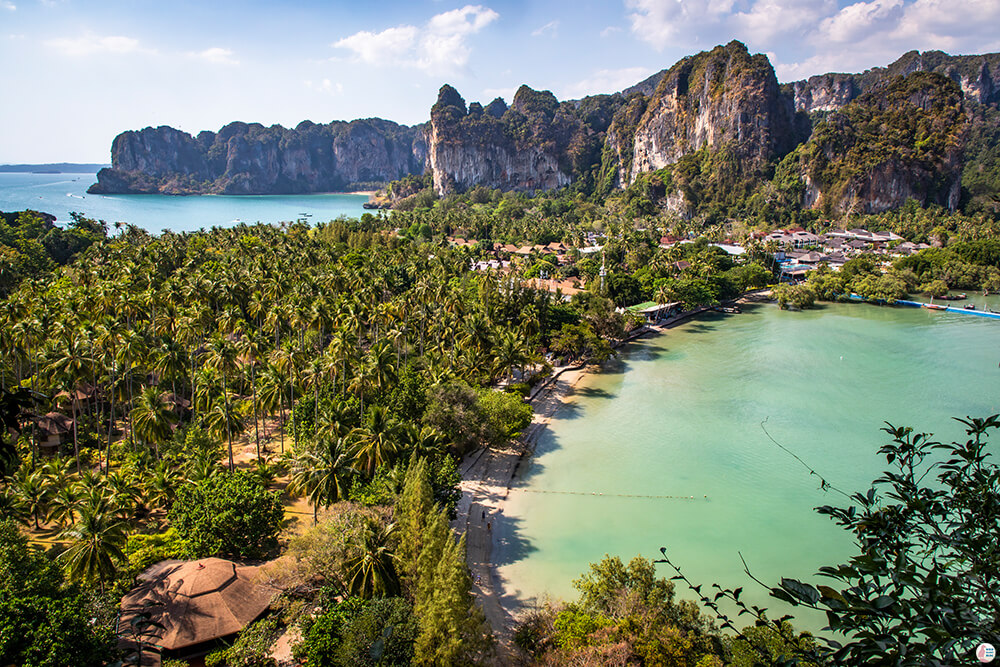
[
  {"xmin": 0, "ymin": 172, "xmax": 370, "ymax": 233},
  {"xmin": 496, "ymin": 301, "xmax": 1000, "ymax": 630}
]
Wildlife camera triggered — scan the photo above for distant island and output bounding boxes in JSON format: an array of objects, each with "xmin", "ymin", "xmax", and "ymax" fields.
[{"xmin": 0, "ymin": 163, "xmax": 109, "ymax": 174}]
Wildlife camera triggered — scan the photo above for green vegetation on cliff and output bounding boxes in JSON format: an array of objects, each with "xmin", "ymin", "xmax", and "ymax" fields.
[{"xmin": 798, "ymin": 72, "xmax": 966, "ymax": 214}]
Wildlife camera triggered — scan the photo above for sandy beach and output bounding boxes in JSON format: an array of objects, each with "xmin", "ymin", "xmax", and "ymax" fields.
[{"xmin": 454, "ymin": 362, "xmax": 591, "ymax": 660}]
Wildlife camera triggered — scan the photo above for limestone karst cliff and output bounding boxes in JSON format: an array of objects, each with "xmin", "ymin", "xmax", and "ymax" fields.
[
  {"xmin": 787, "ymin": 50, "xmax": 1000, "ymax": 114},
  {"xmin": 791, "ymin": 72, "xmax": 967, "ymax": 214},
  {"xmin": 626, "ymin": 41, "xmax": 799, "ymax": 183},
  {"xmin": 89, "ymin": 42, "xmax": 1000, "ymax": 218},
  {"xmin": 427, "ymin": 84, "xmax": 620, "ymax": 195},
  {"xmin": 89, "ymin": 119, "xmax": 427, "ymax": 195}
]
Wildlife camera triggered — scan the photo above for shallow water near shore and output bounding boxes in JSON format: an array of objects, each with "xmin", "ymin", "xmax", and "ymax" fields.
[
  {"xmin": 0, "ymin": 172, "xmax": 370, "ymax": 233},
  {"xmin": 496, "ymin": 301, "xmax": 1000, "ymax": 631}
]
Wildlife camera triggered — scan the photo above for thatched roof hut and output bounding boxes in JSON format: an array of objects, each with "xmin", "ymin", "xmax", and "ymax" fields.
[{"xmin": 119, "ymin": 558, "xmax": 276, "ymax": 661}]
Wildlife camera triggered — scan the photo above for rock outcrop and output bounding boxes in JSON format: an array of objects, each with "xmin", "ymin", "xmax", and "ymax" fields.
[
  {"xmin": 626, "ymin": 41, "xmax": 799, "ymax": 183},
  {"xmin": 788, "ymin": 50, "xmax": 1000, "ymax": 114},
  {"xmin": 795, "ymin": 72, "xmax": 966, "ymax": 214},
  {"xmin": 89, "ymin": 43, "xmax": 999, "ymax": 219},
  {"xmin": 89, "ymin": 119, "xmax": 428, "ymax": 195},
  {"xmin": 427, "ymin": 84, "xmax": 613, "ymax": 195}
]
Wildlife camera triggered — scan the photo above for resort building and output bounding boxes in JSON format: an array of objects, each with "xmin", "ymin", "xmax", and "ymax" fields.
[{"xmin": 118, "ymin": 558, "xmax": 277, "ymax": 666}]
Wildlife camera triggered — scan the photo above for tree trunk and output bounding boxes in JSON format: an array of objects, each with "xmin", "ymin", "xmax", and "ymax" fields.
[
  {"xmin": 105, "ymin": 373, "xmax": 115, "ymax": 474},
  {"xmin": 71, "ymin": 399, "xmax": 81, "ymax": 475},
  {"xmin": 250, "ymin": 363, "xmax": 261, "ymax": 460}
]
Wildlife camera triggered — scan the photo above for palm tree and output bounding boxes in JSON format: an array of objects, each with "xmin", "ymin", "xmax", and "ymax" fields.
[
  {"xmin": 289, "ymin": 437, "xmax": 357, "ymax": 523},
  {"xmin": 47, "ymin": 334, "xmax": 93, "ymax": 474},
  {"xmin": 258, "ymin": 363, "xmax": 287, "ymax": 453},
  {"xmin": 400, "ymin": 424, "xmax": 449, "ymax": 458},
  {"xmin": 130, "ymin": 386, "xmax": 176, "ymax": 460},
  {"xmin": 184, "ymin": 450, "xmax": 222, "ymax": 485},
  {"xmin": 48, "ymin": 483, "xmax": 81, "ymax": 528},
  {"xmin": 102, "ymin": 468, "xmax": 141, "ymax": 517},
  {"xmin": 238, "ymin": 332, "xmax": 265, "ymax": 461},
  {"xmin": 349, "ymin": 406, "xmax": 400, "ymax": 478},
  {"xmin": 143, "ymin": 461, "xmax": 178, "ymax": 511},
  {"xmin": 491, "ymin": 328, "xmax": 530, "ymax": 385},
  {"xmin": 11, "ymin": 465, "xmax": 49, "ymax": 529},
  {"xmin": 205, "ymin": 335, "xmax": 239, "ymax": 470},
  {"xmin": 58, "ymin": 493, "xmax": 129, "ymax": 589},
  {"xmin": 344, "ymin": 518, "xmax": 400, "ymax": 598}
]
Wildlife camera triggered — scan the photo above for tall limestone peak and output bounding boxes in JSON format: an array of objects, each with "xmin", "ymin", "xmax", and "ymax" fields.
[
  {"xmin": 795, "ymin": 70, "xmax": 967, "ymax": 214},
  {"xmin": 427, "ymin": 84, "xmax": 575, "ymax": 195},
  {"xmin": 432, "ymin": 84, "xmax": 467, "ymax": 116},
  {"xmin": 626, "ymin": 40, "xmax": 798, "ymax": 184}
]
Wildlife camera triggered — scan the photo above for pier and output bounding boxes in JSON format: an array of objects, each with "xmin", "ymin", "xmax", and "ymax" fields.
[{"xmin": 896, "ymin": 299, "xmax": 1000, "ymax": 319}]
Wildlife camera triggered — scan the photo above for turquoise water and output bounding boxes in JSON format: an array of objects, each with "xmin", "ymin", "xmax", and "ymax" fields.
[
  {"xmin": 496, "ymin": 301, "xmax": 1000, "ymax": 630},
  {"xmin": 0, "ymin": 172, "xmax": 370, "ymax": 233}
]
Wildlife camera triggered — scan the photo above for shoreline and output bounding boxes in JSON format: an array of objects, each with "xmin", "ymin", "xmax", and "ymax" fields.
[{"xmin": 455, "ymin": 295, "xmax": 773, "ymax": 656}]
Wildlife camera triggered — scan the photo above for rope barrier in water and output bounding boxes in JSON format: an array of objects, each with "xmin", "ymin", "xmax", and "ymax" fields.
[{"xmin": 518, "ymin": 489, "xmax": 707, "ymax": 500}]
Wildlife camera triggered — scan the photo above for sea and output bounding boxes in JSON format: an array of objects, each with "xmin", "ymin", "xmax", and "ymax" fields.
[
  {"xmin": 495, "ymin": 299, "xmax": 1000, "ymax": 631},
  {"xmin": 0, "ymin": 171, "xmax": 371, "ymax": 234}
]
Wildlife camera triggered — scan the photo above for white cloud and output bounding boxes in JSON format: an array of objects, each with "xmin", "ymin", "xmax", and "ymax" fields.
[
  {"xmin": 191, "ymin": 47, "xmax": 238, "ymax": 65},
  {"xmin": 44, "ymin": 34, "xmax": 146, "ymax": 57},
  {"xmin": 2, "ymin": 2, "xmax": 16, "ymax": 11},
  {"xmin": 305, "ymin": 79, "xmax": 343, "ymax": 95},
  {"xmin": 333, "ymin": 26, "xmax": 419, "ymax": 67},
  {"xmin": 735, "ymin": 0, "xmax": 836, "ymax": 44},
  {"xmin": 562, "ymin": 66, "xmax": 655, "ymax": 98},
  {"xmin": 773, "ymin": 0, "xmax": 1000, "ymax": 81},
  {"xmin": 625, "ymin": 0, "xmax": 1000, "ymax": 84},
  {"xmin": 531, "ymin": 20, "xmax": 559, "ymax": 37},
  {"xmin": 334, "ymin": 4, "xmax": 499, "ymax": 75},
  {"xmin": 891, "ymin": 0, "xmax": 1000, "ymax": 51},
  {"xmin": 628, "ymin": 0, "xmax": 839, "ymax": 48},
  {"xmin": 600, "ymin": 26, "xmax": 623, "ymax": 37},
  {"xmin": 626, "ymin": 0, "xmax": 736, "ymax": 48},
  {"xmin": 819, "ymin": 0, "xmax": 903, "ymax": 43}
]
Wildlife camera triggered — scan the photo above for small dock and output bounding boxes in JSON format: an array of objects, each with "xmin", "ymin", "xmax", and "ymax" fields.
[{"xmin": 897, "ymin": 299, "xmax": 1000, "ymax": 319}]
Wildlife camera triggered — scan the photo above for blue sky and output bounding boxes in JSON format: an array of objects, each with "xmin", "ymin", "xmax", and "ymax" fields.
[{"xmin": 2, "ymin": 0, "xmax": 999, "ymax": 162}]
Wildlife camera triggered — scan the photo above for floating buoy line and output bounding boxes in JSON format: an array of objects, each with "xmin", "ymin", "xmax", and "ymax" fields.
[{"xmin": 518, "ymin": 489, "xmax": 708, "ymax": 501}]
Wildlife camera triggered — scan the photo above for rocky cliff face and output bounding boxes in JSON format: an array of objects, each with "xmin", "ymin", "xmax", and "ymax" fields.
[
  {"xmin": 626, "ymin": 41, "xmax": 799, "ymax": 183},
  {"xmin": 89, "ymin": 43, "xmax": 999, "ymax": 218},
  {"xmin": 788, "ymin": 74, "xmax": 858, "ymax": 113},
  {"xmin": 89, "ymin": 119, "xmax": 428, "ymax": 195},
  {"xmin": 788, "ymin": 50, "xmax": 1000, "ymax": 113},
  {"xmin": 427, "ymin": 84, "xmax": 610, "ymax": 195},
  {"xmin": 796, "ymin": 72, "xmax": 966, "ymax": 214}
]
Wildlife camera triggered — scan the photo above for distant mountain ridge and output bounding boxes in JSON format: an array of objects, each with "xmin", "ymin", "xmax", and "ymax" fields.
[{"xmin": 90, "ymin": 43, "xmax": 1000, "ymax": 216}]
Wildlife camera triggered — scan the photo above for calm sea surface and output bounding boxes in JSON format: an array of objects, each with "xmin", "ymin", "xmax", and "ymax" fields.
[
  {"xmin": 0, "ymin": 172, "xmax": 370, "ymax": 233},
  {"xmin": 496, "ymin": 301, "xmax": 1000, "ymax": 630}
]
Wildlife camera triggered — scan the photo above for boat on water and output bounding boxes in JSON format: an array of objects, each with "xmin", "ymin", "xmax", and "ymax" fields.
[
  {"xmin": 964, "ymin": 304, "xmax": 977, "ymax": 310},
  {"xmin": 939, "ymin": 293, "xmax": 968, "ymax": 301},
  {"xmin": 713, "ymin": 305, "xmax": 742, "ymax": 314},
  {"xmin": 923, "ymin": 303, "xmax": 948, "ymax": 311}
]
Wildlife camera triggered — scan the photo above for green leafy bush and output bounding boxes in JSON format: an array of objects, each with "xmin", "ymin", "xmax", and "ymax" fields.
[{"xmin": 169, "ymin": 470, "xmax": 283, "ymax": 559}]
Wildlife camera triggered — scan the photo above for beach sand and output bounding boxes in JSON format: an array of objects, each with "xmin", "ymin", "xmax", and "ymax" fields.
[{"xmin": 455, "ymin": 363, "xmax": 591, "ymax": 660}]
